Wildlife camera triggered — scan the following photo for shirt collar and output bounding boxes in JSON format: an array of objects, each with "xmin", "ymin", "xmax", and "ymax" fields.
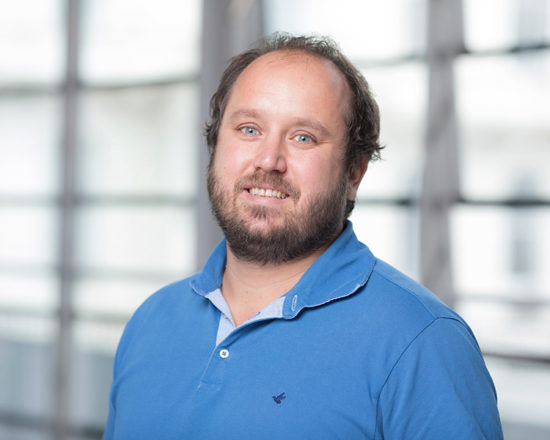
[{"xmin": 189, "ymin": 221, "xmax": 376, "ymax": 319}]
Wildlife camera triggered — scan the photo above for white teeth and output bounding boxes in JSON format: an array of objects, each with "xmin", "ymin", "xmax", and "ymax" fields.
[{"xmin": 248, "ymin": 188, "xmax": 288, "ymax": 199}]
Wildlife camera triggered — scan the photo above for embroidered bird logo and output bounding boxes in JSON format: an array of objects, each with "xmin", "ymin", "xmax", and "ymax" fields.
[{"xmin": 272, "ymin": 392, "xmax": 286, "ymax": 404}]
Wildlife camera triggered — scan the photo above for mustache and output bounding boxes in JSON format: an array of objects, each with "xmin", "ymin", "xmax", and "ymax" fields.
[{"xmin": 234, "ymin": 171, "xmax": 300, "ymax": 200}]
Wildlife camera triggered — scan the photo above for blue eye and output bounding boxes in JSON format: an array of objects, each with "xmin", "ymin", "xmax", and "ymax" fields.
[
  {"xmin": 240, "ymin": 126, "xmax": 259, "ymax": 136},
  {"xmin": 294, "ymin": 134, "xmax": 314, "ymax": 144}
]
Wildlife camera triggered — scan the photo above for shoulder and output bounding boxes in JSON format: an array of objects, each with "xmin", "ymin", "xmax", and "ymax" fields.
[
  {"xmin": 351, "ymin": 257, "xmax": 481, "ymax": 371},
  {"xmin": 362, "ymin": 261, "xmax": 501, "ymax": 438},
  {"xmin": 114, "ymin": 275, "xmax": 202, "ymax": 359},
  {"xmin": 366, "ymin": 258, "xmax": 466, "ymax": 326},
  {"xmin": 131, "ymin": 276, "xmax": 197, "ymax": 321}
]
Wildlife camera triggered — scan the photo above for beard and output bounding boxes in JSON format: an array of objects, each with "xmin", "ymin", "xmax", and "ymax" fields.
[{"xmin": 207, "ymin": 165, "xmax": 349, "ymax": 265}]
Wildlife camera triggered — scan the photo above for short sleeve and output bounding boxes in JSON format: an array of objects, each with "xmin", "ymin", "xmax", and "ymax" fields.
[{"xmin": 376, "ymin": 317, "xmax": 503, "ymax": 439}]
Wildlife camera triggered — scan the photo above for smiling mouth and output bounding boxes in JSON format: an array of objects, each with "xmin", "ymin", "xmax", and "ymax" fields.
[{"xmin": 247, "ymin": 187, "xmax": 289, "ymax": 199}]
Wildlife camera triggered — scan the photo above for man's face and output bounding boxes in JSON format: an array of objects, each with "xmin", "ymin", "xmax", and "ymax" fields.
[{"xmin": 208, "ymin": 50, "xmax": 363, "ymax": 264}]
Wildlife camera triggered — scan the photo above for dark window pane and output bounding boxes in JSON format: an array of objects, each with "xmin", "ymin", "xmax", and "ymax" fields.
[
  {"xmin": 69, "ymin": 321, "xmax": 124, "ymax": 428},
  {"xmin": 0, "ymin": 316, "xmax": 56, "ymax": 421}
]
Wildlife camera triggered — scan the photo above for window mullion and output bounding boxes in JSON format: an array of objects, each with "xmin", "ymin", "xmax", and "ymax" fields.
[
  {"xmin": 55, "ymin": 0, "xmax": 80, "ymax": 438},
  {"xmin": 420, "ymin": 0, "xmax": 464, "ymax": 307}
]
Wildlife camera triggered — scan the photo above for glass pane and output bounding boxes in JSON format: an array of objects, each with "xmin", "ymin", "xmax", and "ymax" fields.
[
  {"xmin": 77, "ymin": 84, "xmax": 198, "ymax": 197},
  {"xmin": 0, "ymin": 426, "xmax": 50, "ymax": 440},
  {"xmin": 73, "ymin": 320, "xmax": 125, "ymax": 356},
  {"xmin": 456, "ymin": 53, "xmax": 550, "ymax": 200},
  {"xmin": 457, "ymin": 301, "xmax": 550, "ymax": 356},
  {"xmin": 264, "ymin": 0, "xmax": 427, "ymax": 60},
  {"xmin": 74, "ymin": 277, "xmax": 169, "ymax": 317},
  {"xmin": 74, "ymin": 206, "xmax": 196, "ymax": 274},
  {"xmin": 464, "ymin": 0, "xmax": 550, "ymax": 51},
  {"xmin": 0, "ymin": 95, "xmax": 61, "ymax": 196},
  {"xmin": 486, "ymin": 358, "xmax": 550, "ymax": 433},
  {"xmin": 0, "ymin": 313, "xmax": 56, "ymax": 345},
  {"xmin": 0, "ymin": 316, "xmax": 56, "ymax": 420},
  {"xmin": 70, "ymin": 331, "xmax": 117, "ymax": 428},
  {"xmin": 80, "ymin": 0, "xmax": 202, "ymax": 82},
  {"xmin": 0, "ymin": 273, "xmax": 58, "ymax": 312},
  {"xmin": 451, "ymin": 206, "xmax": 550, "ymax": 298},
  {"xmin": 350, "ymin": 205, "xmax": 419, "ymax": 279},
  {"xmin": 358, "ymin": 63, "xmax": 426, "ymax": 199},
  {"xmin": 0, "ymin": 206, "xmax": 58, "ymax": 267},
  {"xmin": 0, "ymin": 0, "xmax": 63, "ymax": 84}
]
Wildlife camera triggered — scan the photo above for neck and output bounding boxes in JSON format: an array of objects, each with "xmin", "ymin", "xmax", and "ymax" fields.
[{"xmin": 221, "ymin": 244, "xmax": 329, "ymax": 327}]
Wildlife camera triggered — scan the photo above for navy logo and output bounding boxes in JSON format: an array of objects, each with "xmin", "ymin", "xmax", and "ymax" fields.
[{"xmin": 272, "ymin": 392, "xmax": 286, "ymax": 404}]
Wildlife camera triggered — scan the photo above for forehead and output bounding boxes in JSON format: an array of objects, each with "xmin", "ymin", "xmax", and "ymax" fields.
[
  {"xmin": 225, "ymin": 50, "xmax": 351, "ymax": 122},
  {"xmin": 243, "ymin": 49, "xmax": 342, "ymax": 79}
]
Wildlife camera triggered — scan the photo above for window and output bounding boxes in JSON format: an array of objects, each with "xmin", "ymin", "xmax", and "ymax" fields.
[
  {"xmin": 265, "ymin": 0, "xmax": 550, "ymax": 436},
  {"xmin": 1, "ymin": 1, "xmax": 548, "ymax": 438},
  {"xmin": 454, "ymin": 0, "xmax": 550, "ymax": 432},
  {"xmin": 0, "ymin": 0, "xmax": 202, "ymax": 437}
]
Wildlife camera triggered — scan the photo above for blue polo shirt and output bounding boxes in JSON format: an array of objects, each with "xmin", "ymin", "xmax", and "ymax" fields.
[{"xmin": 103, "ymin": 222, "xmax": 502, "ymax": 439}]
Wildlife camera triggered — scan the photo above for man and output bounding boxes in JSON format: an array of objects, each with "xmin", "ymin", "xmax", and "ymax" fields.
[{"xmin": 103, "ymin": 34, "xmax": 503, "ymax": 439}]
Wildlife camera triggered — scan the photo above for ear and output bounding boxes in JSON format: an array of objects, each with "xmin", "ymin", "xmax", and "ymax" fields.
[{"xmin": 346, "ymin": 157, "xmax": 368, "ymax": 201}]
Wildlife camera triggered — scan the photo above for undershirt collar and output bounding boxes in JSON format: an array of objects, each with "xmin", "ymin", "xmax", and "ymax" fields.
[{"xmin": 205, "ymin": 288, "xmax": 286, "ymax": 345}]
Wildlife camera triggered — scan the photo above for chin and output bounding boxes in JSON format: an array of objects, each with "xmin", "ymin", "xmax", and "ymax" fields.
[{"xmin": 244, "ymin": 216, "xmax": 287, "ymax": 234}]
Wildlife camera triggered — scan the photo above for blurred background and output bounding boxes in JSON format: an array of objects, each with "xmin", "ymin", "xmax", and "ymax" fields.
[{"xmin": 0, "ymin": 0, "xmax": 549, "ymax": 438}]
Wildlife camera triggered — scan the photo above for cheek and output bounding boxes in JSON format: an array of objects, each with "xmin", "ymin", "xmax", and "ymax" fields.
[
  {"xmin": 210, "ymin": 148, "xmax": 234, "ymax": 185},
  {"xmin": 220, "ymin": 155, "xmax": 248, "ymax": 183},
  {"xmin": 293, "ymin": 154, "xmax": 341, "ymax": 193},
  {"xmin": 213, "ymin": 146, "xmax": 240, "ymax": 178},
  {"xmin": 215, "ymin": 135, "xmax": 254, "ymax": 175}
]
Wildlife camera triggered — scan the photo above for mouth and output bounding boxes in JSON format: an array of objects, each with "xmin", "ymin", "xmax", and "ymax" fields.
[{"xmin": 247, "ymin": 187, "xmax": 289, "ymax": 199}]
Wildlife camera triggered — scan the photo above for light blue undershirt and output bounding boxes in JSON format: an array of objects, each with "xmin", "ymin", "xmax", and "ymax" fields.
[{"xmin": 205, "ymin": 288, "xmax": 286, "ymax": 345}]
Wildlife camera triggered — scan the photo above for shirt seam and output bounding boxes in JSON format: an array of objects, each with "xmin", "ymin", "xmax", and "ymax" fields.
[
  {"xmin": 371, "ymin": 261, "xmax": 440, "ymax": 320},
  {"xmin": 372, "ymin": 316, "xmax": 468, "ymax": 439}
]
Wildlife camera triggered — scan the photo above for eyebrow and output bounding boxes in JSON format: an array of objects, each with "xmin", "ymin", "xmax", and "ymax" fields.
[
  {"xmin": 227, "ymin": 109, "xmax": 331, "ymax": 138},
  {"xmin": 226, "ymin": 109, "xmax": 262, "ymax": 122},
  {"xmin": 292, "ymin": 117, "xmax": 331, "ymax": 138}
]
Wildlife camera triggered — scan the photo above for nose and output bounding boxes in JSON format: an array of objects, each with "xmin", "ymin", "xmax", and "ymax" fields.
[{"xmin": 252, "ymin": 134, "xmax": 287, "ymax": 173}]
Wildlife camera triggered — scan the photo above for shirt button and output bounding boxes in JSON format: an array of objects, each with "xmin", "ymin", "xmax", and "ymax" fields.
[
  {"xmin": 291, "ymin": 294, "xmax": 298, "ymax": 312},
  {"xmin": 219, "ymin": 348, "xmax": 229, "ymax": 359}
]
